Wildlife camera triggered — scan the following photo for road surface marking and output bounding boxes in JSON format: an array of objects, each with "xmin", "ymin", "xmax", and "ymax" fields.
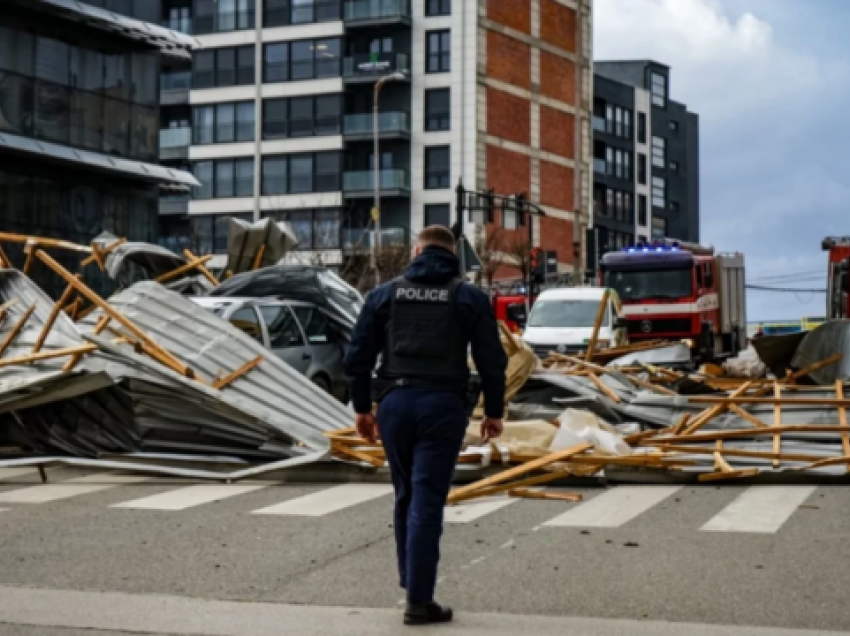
[
  {"xmin": 701, "ymin": 486, "xmax": 817, "ymax": 534},
  {"xmin": 0, "ymin": 473, "xmax": 150, "ymax": 504},
  {"xmin": 444, "ymin": 496, "xmax": 518, "ymax": 523},
  {"xmin": 543, "ymin": 486, "xmax": 682, "ymax": 528},
  {"xmin": 0, "ymin": 467, "xmax": 38, "ymax": 481},
  {"xmin": 251, "ymin": 484, "xmax": 392, "ymax": 516},
  {"xmin": 112, "ymin": 482, "xmax": 275, "ymax": 511}
]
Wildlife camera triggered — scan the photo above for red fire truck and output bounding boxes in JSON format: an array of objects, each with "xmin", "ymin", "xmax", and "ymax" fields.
[
  {"xmin": 600, "ymin": 239, "xmax": 746, "ymax": 361},
  {"xmin": 822, "ymin": 237, "xmax": 850, "ymax": 319}
]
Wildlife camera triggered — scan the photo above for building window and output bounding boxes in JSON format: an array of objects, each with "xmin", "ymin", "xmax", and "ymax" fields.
[
  {"xmin": 193, "ymin": 102, "xmax": 255, "ymax": 144},
  {"xmin": 615, "ymin": 191, "xmax": 623, "ymax": 221},
  {"xmin": 614, "ymin": 108, "xmax": 622, "ymax": 137},
  {"xmin": 652, "ymin": 176, "xmax": 666, "ymax": 208},
  {"xmin": 262, "ymin": 94, "xmax": 342, "ymax": 139},
  {"xmin": 652, "ymin": 216, "xmax": 666, "ymax": 238},
  {"xmin": 669, "ymin": 120, "xmax": 679, "ymax": 131},
  {"xmin": 652, "ymin": 136, "xmax": 666, "ymax": 168},
  {"xmin": 426, "ymin": 0, "xmax": 451, "ymax": 16},
  {"xmin": 261, "ymin": 151, "xmax": 343, "ymax": 195},
  {"xmin": 605, "ymin": 188, "xmax": 613, "ymax": 217},
  {"xmin": 605, "ymin": 146, "xmax": 613, "ymax": 175},
  {"xmin": 669, "ymin": 160, "xmax": 679, "ymax": 172},
  {"xmin": 638, "ymin": 112, "xmax": 647, "ymax": 144},
  {"xmin": 638, "ymin": 154, "xmax": 647, "ymax": 185},
  {"xmin": 614, "ymin": 150, "xmax": 623, "ymax": 179},
  {"xmin": 193, "ymin": 46, "xmax": 255, "ymax": 89},
  {"xmin": 195, "ymin": 0, "xmax": 256, "ymax": 34},
  {"xmin": 192, "ymin": 158, "xmax": 254, "ymax": 199},
  {"xmin": 263, "ymin": 208, "xmax": 342, "ymax": 250},
  {"xmin": 425, "ymin": 146, "xmax": 450, "ymax": 189},
  {"xmin": 425, "ymin": 88, "xmax": 450, "ymax": 131},
  {"xmin": 265, "ymin": 0, "xmax": 342, "ymax": 27},
  {"xmin": 670, "ymin": 201, "xmax": 680, "ymax": 212},
  {"xmin": 623, "ymin": 152, "xmax": 631, "ymax": 181},
  {"xmin": 426, "ymin": 30, "xmax": 451, "ymax": 73},
  {"xmin": 624, "ymin": 193, "xmax": 633, "ymax": 223},
  {"xmin": 425, "ymin": 204, "xmax": 451, "ymax": 228},
  {"xmin": 263, "ymin": 38, "xmax": 342, "ymax": 83},
  {"xmin": 606, "ymin": 104, "xmax": 614, "ymax": 134},
  {"xmin": 651, "ymin": 72, "xmax": 666, "ymax": 107},
  {"xmin": 638, "ymin": 195, "xmax": 648, "ymax": 226},
  {"xmin": 623, "ymin": 110, "xmax": 632, "ymax": 139}
]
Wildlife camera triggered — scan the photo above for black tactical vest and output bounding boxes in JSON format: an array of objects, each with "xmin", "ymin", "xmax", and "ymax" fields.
[{"xmin": 378, "ymin": 277, "xmax": 469, "ymax": 386}]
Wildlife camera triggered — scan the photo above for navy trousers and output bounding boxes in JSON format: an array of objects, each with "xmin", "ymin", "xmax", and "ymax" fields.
[{"xmin": 377, "ymin": 387, "xmax": 467, "ymax": 605}]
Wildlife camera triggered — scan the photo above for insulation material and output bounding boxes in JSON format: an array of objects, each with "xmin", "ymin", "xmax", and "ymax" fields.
[{"xmin": 225, "ymin": 217, "xmax": 298, "ymax": 274}]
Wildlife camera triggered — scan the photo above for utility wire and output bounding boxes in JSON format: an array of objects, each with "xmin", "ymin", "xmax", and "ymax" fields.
[{"xmin": 746, "ymin": 284, "xmax": 826, "ymax": 293}]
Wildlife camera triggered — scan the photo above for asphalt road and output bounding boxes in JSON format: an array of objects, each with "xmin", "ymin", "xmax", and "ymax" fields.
[{"xmin": 0, "ymin": 466, "xmax": 848, "ymax": 635}]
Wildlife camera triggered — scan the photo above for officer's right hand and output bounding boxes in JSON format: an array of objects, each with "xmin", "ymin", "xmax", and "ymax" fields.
[
  {"xmin": 356, "ymin": 412, "xmax": 379, "ymax": 444},
  {"xmin": 480, "ymin": 418, "xmax": 504, "ymax": 443}
]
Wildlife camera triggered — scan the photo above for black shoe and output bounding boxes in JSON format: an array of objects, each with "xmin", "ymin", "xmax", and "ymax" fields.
[{"xmin": 404, "ymin": 602, "xmax": 453, "ymax": 626}]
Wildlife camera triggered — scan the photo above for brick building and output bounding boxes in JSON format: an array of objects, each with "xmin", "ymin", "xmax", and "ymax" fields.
[{"xmin": 155, "ymin": 0, "xmax": 592, "ymax": 280}]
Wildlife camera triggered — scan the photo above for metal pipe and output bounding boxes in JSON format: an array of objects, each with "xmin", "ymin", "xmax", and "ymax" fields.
[{"xmin": 252, "ymin": 0, "xmax": 264, "ymax": 221}]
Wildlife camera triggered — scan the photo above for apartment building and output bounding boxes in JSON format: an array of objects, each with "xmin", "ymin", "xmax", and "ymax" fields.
[
  {"xmin": 0, "ymin": 0, "xmax": 197, "ymax": 296},
  {"xmin": 587, "ymin": 60, "xmax": 699, "ymax": 278},
  {"xmin": 160, "ymin": 0, "xmax": 593, "ymax": 277}
]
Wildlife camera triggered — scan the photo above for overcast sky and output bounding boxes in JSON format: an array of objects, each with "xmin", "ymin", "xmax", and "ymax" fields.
[{"xmin": 594, "ymin": 0, "xmax": 850, "ymax": 321}]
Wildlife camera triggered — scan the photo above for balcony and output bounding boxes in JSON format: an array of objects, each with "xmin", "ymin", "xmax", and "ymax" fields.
[
  {"xmin": 159, "ymin": 195, "xmax": 189, "ymax": 217},
  {"xmin": 342, "ymin": 227, "xmax": 408, "ymax": 251},
  {"xmin": 593, "ymin": 158, "xmax": 609, "ymax": 175},
  {"xmin": 344, "ymin": 0, "xmax": 411, "ymax": 28},
  {"xmin": 159, "ymin": 128, "xmax": 191, "ymax": 161},
  {"xmin": 161, "ymin": 71, "xmax": 191, "ymax": 105},
  {"xmin": 343, "ymin": 53, "xmax": 410, "ymax": 84},
  {"xmin": 343, "ymin": 112, "xmax": 410, "ymax": 142},
  {"xmin": 194, "ymin": 10, "xmax": 255, "ymax": 35},
  {"xmin": 343, "ymin": 169, "xmax": 410, "ymax": 198}
]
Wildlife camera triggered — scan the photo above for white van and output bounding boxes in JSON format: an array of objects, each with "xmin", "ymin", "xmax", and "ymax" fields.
[{"xmin": 521, "ymin": 287, "xmax": 627, "ymax": 358}]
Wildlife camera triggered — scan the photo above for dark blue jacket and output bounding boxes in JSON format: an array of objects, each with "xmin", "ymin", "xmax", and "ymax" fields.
[{"xmin": 344, "ymin": 247, "xmax": 508, "ymax": 418}]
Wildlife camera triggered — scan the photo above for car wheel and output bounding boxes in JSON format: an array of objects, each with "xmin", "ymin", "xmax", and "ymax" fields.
[{"xmin": 312, "ymin": 375, "xmax": 331, "ymax": 394}]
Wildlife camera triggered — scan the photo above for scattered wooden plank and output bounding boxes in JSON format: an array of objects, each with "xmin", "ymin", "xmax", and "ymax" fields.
[
  {"xmin": 213, "ymin": 356, "xmax": 264, "ymax": 390},
  {"xmin": 80, "ymin": 238, "xmax": 127, "ymax": 268},
  {"xmin": 0, "ymin": 304, "xmax": 36, "ymax": 357},
  {"xmin": 644, "ymin": 426, "xmax": 850, "ymax": 445},
  {"xmin": 324, "ymin": 427, "xmax": 357, "ymax": 438},
  {"xmin": 837, "ymin": 381, "xmax": 850, "ymax": 474},
  {"xmin": 672, "ymin": 413, "xmax": 691, "ymax": 435},
  {"xmin": 22, "ymin": 246, "xmax": 37, "ymax": 275},
  {"xmin": 588, "ymin": 372, "xmax": 622, "ymax": 403},
  {"xmin": 449, "ymin": 470, "xmax": 574, "ymax": 504},
  {"xmin": 650, "ymin": 444, "xmax": 824, "ymax": 463},
  {"xmin": 182, "ymin": 249, "xmax": 220, "ymax": 287},
  {"xmin": 154, "ymin": 255, "xmax": 214, "ymax": 285},
  {"xmin": 36, "ymin": 250, "xmax": 196, "ymax": 379},
  {"xmin": 446, "ymin": 443, "xmax": 592, "ymax": 505},
  {"xmin": 508, "ymin": 489, "xmax": 583, "ymax": 502},
  {"xmin": 0, "ymin": 242, "xmax": 11, "ymax": 268},
  {"xmin": 252, "ymin": 244, "xmax": 267, "ymax": 270},
  {"xmin": 787, "ymin": 353, "xmax": 843, "ymax": 383},
  {"xmin": 728, "ymin": 404, "xmax": 769, "ymax": 429},
  {"xmin": 0, "ymin": 233, "xmax": 91, "ymax": 253},
  {"xmin": 698, "ymin": 468, "xmax": 760, "ymax": 483},
  {"xmin": 683, "ymin": 382, "xmax": 753, "ymax": 435},
  {"xmin": 32, "ymin": 279, "xmax": 78, "ymax": 354},
  {"xmin": 332, "ymin": 444, "xmax": 385, "ymax": 468},
  {"xmin": 0, "ymin": 344, "xmax": 98, "ymax": 369},
  {"xmin": 687, "ymin": 396, "xmax": 850, "ymax": 406},
  {"xmin": 773, "ymin": 382, "xmax": 782, "ymax": 469},
  {"xmin": 585, "ymin": 289, "xmax": 610, "ymax": 362}
]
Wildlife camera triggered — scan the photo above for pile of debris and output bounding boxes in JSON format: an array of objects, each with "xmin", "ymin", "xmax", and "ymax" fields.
[{"xmin": 0, "ymin": 229, "xmax": 353, "ymax": 480}]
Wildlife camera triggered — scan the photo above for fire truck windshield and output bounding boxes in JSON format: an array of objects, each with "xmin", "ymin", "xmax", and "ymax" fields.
[{"xmin": 603, "ymin": 268, "xmax": 693, "ymax": 301}]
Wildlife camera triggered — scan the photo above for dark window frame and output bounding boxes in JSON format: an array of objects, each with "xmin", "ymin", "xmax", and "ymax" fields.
[
  {"xmin": 261, "ymin": 94, "xmax": 342, "ymax": 140},
  {"xmin": 425, "ymin": 145, "xmax": 451, "ymax": 190},
  {"xmin": 426, "ymin": 30, "xmax": 451, "ymax": 74},
  {"xmin": 193, "ymin": 46, "xmax": 255, "ymax": 89},
  {"xmin": 262, "ymin": 37, "xmax": 342, "ymax": 84},
  {"xmin": 424, "ymin": 203, "xmax": 451, "ymax": 228},
  {"xmin": 193, "ymin": 101, "xmax": 256, "ymax": 145},
  {"xmin": 261, "ymin": 151, "xmax": 343, "ymax": 196},
  {"xmin": 638, "ymin": 112, "xmax": 647, "ymax": 144},
  {"xmin": 424, "ymin": 88, "xmax": 450, "ymax": 131},
  {"xmin": 426, "ymin": 0, "xmax": 451, "ymax": 16},
  {"xmin": 192, "ymin": 158, "xmax": 255, "ymax": 199},
  {"xmin": 638, "ymin": 153, "xmax": 647, "ymax": 185}
]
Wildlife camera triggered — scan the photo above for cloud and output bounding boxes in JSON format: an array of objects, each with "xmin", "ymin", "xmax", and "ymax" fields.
[{"xmin": 594, "ymin": 0, "xmax": 850, "ymax": 320}]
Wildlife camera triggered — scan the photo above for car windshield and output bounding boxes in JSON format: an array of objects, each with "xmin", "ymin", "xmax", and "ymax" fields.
[
  {"xmin": 527, "ymin": 300, "xmax": 607, "ymax": 328},
  {"xmin": 604, "ymin": 268, "xmax": 693, "ymax": 301}
]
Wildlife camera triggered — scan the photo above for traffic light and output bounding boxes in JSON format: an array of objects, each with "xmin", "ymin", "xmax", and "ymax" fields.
[{"xmin": 531, "ymin": 247, "xmax": 545, "ymax": 283}]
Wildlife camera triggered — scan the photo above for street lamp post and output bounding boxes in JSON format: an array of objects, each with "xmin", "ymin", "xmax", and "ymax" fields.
[{"xmin": 372, "ymin": 71, "xmax": 406, "ymax": 280}]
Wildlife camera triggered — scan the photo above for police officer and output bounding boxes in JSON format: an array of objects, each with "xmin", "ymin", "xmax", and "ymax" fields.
[{"xmin": 344, "ymin": 225, "xmax": 508, "ymax": 626}]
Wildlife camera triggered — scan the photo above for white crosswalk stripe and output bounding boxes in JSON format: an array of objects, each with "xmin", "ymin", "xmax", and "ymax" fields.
[
  {"xmin": 700, "ymin": 486, "xmax": 817, "ymax": 534},
  {"xmin": 0, "ymin": 467, "xmax": 38, "ymax": 481},
  {"xmin": 0, "ymin": 473, "xmax": 151, "ymax": 504},
  {"xmin": 112, "ymin": 482, "xmax": 276, "ymax": 511},
  {"xmin": 542, "ymin": 486, "xmax": 682, "ymax": 528},
  {"xmin": 445, "ymin": 496, "xmax": 518, "ymax": 524},
  {"xmin": 252, "ymin": 484, "xmax": 393, "ymax": 517}
]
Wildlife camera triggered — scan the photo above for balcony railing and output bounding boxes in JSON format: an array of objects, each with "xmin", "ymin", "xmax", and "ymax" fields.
[
  {"xmin": 194, "ymin": 10, "xmax": 255, "ymax": 35},
  {"xmin": 161, "ymin": 71, "xmax": 191, "ymax": 91},
  {"xmin": 343, "ymin": 112, "xmax": 410, "ymax": 137},
  {"xmin": 592, "ymin": 116, "xmax": 607, "ymax": 132},
  {"xmin": 344, "ymin": 0, "xmax": 411, "ymax": 25},
  {"xmin": 343, "ymin": 169, "xmax": 410, "ymax": 193},
  {"xmin": 343, "ymin": 227, "xmax": 408, "ymax": 250},
  {"xmin": 159, "ymin": 127, "xmax": 191, "ymax": 149},
  {"xmin": 343, "ymin": 53, "xmax": 409, "ymax": 81}
]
